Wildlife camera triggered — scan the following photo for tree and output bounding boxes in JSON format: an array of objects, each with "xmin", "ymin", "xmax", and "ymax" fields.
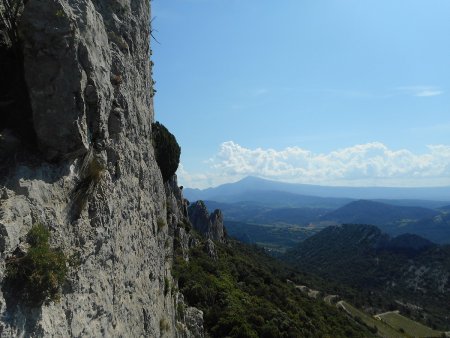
[{"xmin": 151, "ymin": 121, "xmax": 180, "ymax": 182}]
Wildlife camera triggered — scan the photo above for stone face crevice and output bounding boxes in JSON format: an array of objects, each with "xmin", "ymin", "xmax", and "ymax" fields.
[{"xmin": 0, "ymin": 1, "xmax": 36, "ymax": 152}]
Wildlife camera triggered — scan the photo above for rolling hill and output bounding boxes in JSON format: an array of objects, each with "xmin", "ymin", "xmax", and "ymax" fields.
[
  {"xmin": 283, "ymin": 224, "xmax": 450, "ymax": 330},
  {"xmin": 320, "ymin": 200, "xmax": 450, "ymax": 243},
  {"xmin": 204, "ymin": 200, "xmax": 329, "ymax": 225},
  {"xmin": 321, "ymin": 200, "xmax": 439, "ymax": 225}
]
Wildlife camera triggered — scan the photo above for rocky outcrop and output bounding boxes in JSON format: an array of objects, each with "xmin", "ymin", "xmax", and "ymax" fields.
[
  {"xmin": 0, "ymin": 0, "xmax": 201, "ymax": 337},
  {"xmin": 19, "ymin": 0, "xmax": 154, "ymax": 161},
  {"xmin": 173, "ymin": 292, "xmax": 204, "ymax": 338},
  {"xmin": 188, "ymin": 201, "xmax": 226, "ymax": 244},
  {"xmin": 209, "ymin": 209, "xmax": 225, "ymax": 242},
  {"xmin": 165, "ymin": 178, "xmax": 204, "ymax": 336}
]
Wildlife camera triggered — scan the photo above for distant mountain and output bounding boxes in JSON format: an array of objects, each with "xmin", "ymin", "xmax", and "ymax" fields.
[
  {"xmin": 184, "ymin": 176, "xmax": 450, "ymax": 204},
  {"xmin": 389, "ymin": 212, "xmax": 450, "ymax": 244},
  {"xmin": 321, "ymin": 200, "xmax": 439, "ymax": 226},
  {"xmin": 374, "ymin": 199, "xmax": 450, "ymax": 209},
  {"xmin": 386, "ymin": 233, "xmax": 436, "ymax": 252},
  {"xmin": 438, "ymin": 205, "xmax": 450, "ymax": 212},
  {"xmin": 191, "ymin": 189, "xmax": 353, "ymax": 209},
  {"xmin": 320, "ymin": 200, "xmax": 450, "ymax": 243},
  {"xmin": 204, "ymin": 200, "xmax": 330, "ymax": 225},
  {"xmin": 283, "ymin": 224, "xmax": 450, "ymax": 330}
]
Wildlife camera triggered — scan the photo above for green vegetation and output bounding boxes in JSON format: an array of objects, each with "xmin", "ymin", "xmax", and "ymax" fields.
[
  {"xmin": 152, "ymin": 121, "xmax": 180, "ymax": 182},
  {"xmin": 377, "ymin": 312, "xmax": 443, "ymax": 338},
  {"xmin": 5, "ymin": 224, "xmax": 68, "ymax": 306},
  {"xmin": 176, "ymin": 301, "xmax": 185, "ymax": 319},
  {"xmin": 339, "ymin": 302, "xmax": 406, "ymax": 338},
  {"xmin": 54, "ymin": 9, "xmax": 66, "ymax": 18},
  {"xmin": 107, "ymin": 31, "xmax": 129, "ymax": 51},
  {"xmin": 160, "ymin": 317, "xmax": 170, "ymax": 333},
  {"xmin": 178, "ymin": 220, "xmax": 192, "ymax": 233},
  {"xmin": 71, "ymin": 149, "xmax": 106, "ymax": 216},
  {"xmin": 284, "ymin": 224, "xmax": 450, "ymax": 331},
  {"xmin": 173, "ymin": 234, "xmax": 373, "ymax": 338},
  {"xmin": 164, "ymin": 276, "xmax": 170, "ymax": 296},
  {"xmin": 225, "ymin": 220, "xmax": 318, "ymax": 254},
  {"xmin": 157, "ymin": 217, "xmax": 166, "ymax": 233}
]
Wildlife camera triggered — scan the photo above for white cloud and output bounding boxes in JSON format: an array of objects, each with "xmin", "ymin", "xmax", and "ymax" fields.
[
  {"xmin": 250, "ymin": 88, "xmax": 269, "ymax": 97},
  {"xmin": 178, "ymin": 142, "xmax": 450, "ymax": 188},
  {"xmin": 416, "ymin": 90, "xmax": 443, "ymax": 97},
  {"xmin": 396, "ymin": 86, "xmax": 444, "ymax": 97}
]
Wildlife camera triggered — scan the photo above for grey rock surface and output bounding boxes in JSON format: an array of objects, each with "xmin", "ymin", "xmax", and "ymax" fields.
[
  {"xmin": 0, "ymin": 0, "xmax": 202, "ymax": 337},
  {"xmin": 184, "ymin": 307, "xmax": 204, "ymax": 338},
  {"xmin": 188, "ymin": 201, "xmax": 226, "ymax": 243},
  {"xmin": 173, "ymin": 292, "xmax": 204, "ymax": 338},
  {"xmin": 204, "ymin": 239, "xmax": 218, "ymax": 260},
  {"xmin": 209, "ymin": 209, "xmax": 225, "ymax": 242}
]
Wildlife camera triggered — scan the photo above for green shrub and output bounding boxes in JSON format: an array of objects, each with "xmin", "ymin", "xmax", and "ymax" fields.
[
  {"xmin": 107, "ymin": 31, "xmax": 129, "ymax": 50},
  {"xmin": 180, "ymin": 220, "xmax": 192, "ymax": 233},
  {"xmin": 151, "ymin": 121, "xmax": 180, "ymax": 182},
  {"xmin": 71, "ymin": 149, "xmax": 105, "ymax": 216},
  {"xmin": 5, "ymin": 224, "xmax": 68, "ymax": 306},
  {"xmin": 176, "ymin": 301, "xmax": 185, "ymax": 319},
  {"xmin": 157, "ymin": 217, "xmax": 166, "ymax": 233},
  {"xmin": 164, "ymin": 276, "xmax": 170, "ymax": 296},
  {"xmin": 160, "ymin": 317, "xmax": 170, "ymax": 333}
]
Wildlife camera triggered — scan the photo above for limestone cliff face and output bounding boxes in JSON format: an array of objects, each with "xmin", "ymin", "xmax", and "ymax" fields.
[
  {"xmin": 188, "ymin": 201, "xmax": 226, "ymax": 243},
  {"xmin": 0, "ymin": 1, "xmax": 200, "ymax": 337}
]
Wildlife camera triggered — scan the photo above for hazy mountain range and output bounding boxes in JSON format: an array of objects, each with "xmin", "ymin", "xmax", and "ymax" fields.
[
  {"xmin": 184, "ymin": 176, "xmax": 450, "ymax": 205},
  {"xmin": 185, "ymin": 177, "xmax": 450, "ymax": 249}
]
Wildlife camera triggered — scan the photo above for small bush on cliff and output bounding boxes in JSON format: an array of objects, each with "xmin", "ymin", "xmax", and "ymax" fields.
[
  {"xmin": 152, "ymin": 121, "xmax": 180, "ymax": 182},
  {"xmin": 71, "ymin": 148, "xmax": 106, "ymax": 217},
  {"xmin": 5, "ymin": 224, "xmax": 68, "ymax": 306}
]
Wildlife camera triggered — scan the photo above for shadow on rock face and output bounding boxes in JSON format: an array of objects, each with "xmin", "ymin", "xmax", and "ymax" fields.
[
  {"xmin": 0, "ymin": 28, "xmax": 37, "ymax": 150},
  {"xmin": 1, "ymin": 267, "xmax": 43, "ymax": 336}
]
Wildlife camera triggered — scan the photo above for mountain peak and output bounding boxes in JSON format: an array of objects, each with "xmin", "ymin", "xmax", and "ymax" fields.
[{"xmin": 239, "ymin": 175, "xmax": 266, "ymax": 182}]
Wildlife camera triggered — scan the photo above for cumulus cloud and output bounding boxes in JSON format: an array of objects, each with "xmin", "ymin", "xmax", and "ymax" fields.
[{"xmin": 178, "ymin": 142, "xmax": 450, "ymax": 188}]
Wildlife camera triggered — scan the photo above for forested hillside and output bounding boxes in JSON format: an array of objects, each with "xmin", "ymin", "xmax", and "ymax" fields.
[
  {"xmin": 173, "ymin": 233, "xmax": 373, "ymax": 337},
  {"xmin": 284, "ymin": 224, "xmax": 450, "ymax": 330}
]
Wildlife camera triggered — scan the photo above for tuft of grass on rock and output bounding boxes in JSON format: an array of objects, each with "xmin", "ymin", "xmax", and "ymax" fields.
[
  {"xmin": 157, "ymin": 217, "xmax": 166, "ymax": 233},
  {"xmin": 5, "ymin": 224, "xmax": 68, "ymax": 306},
  {"xmin": 71, "ymin": 148, "xmax": 106, "ymax": 216},
  {"xmin": 160, "ymin": 317, "xmax": 170, "ymax": 333}
]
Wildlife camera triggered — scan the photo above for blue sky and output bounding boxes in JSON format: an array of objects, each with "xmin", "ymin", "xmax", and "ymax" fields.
[{"xmin": 152, "ymin": 0, "xmax": 450, "ymax": 188}]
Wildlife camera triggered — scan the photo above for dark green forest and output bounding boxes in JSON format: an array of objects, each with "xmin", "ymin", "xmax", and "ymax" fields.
[{"xmin": 173, "ymin": 234, "xmax": 373, "ymax": 338}]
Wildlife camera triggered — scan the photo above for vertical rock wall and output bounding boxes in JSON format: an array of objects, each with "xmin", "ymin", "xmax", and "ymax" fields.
[{"xmin": 0, "ymin": 0, "xmax": 193, "ymax": 336}]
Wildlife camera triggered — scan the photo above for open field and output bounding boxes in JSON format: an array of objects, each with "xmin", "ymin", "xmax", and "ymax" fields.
[
  {"xmin": 376, "ymin": 312, "xmax": 442, "ymax": 338},
  {"xmin": 337, "ymin": 301, "xmax": 406, "ymax": 338}
]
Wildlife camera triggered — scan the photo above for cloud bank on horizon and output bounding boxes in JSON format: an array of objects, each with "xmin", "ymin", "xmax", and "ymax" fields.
[{"xmin": 178, "ymin": 141, "xmax": 450, "ymax": 189}]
